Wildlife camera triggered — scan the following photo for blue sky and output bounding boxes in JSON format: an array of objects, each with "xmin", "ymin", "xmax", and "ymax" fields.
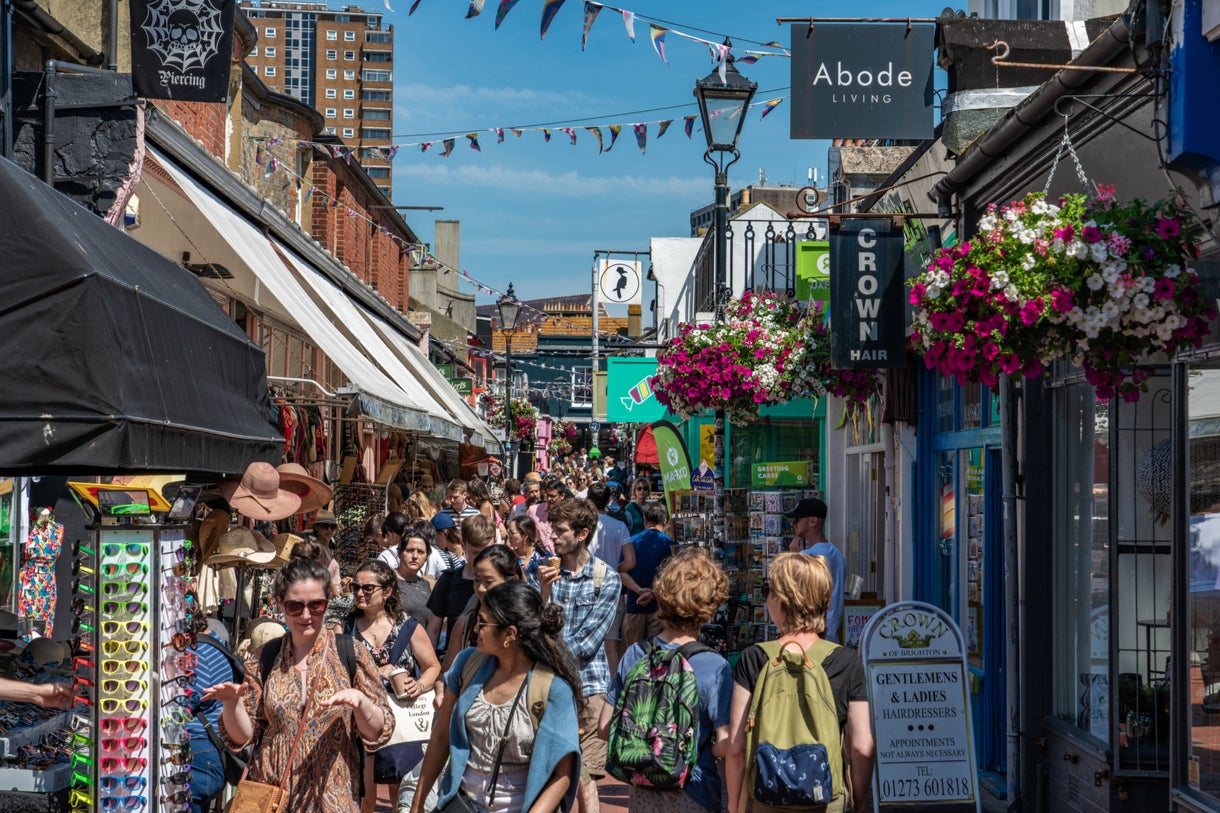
[{"xmin": 386, "ymin": 0, "xmax": 950, "ymax": 311}]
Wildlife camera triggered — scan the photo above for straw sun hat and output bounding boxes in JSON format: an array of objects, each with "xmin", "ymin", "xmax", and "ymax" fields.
[{"xmin": 220, "ymin": 462, "xmax": 300, "ymax": 521}]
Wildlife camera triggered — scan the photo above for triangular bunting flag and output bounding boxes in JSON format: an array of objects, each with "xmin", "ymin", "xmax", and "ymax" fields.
[
  {"xmin": 494, "ymin": 127, "xmax": 505, "ymax": 143},
  {"xmin": 542, "ymin": 128, "xmax": 552, "ymax": 142},
  {"xmin": 684, "ymin": 115, "xmax": 696, "ymax": 138},
  {"xmin": 586, "ymin": 126, "xmax": 604, "ymax": 153},
  {"xmin": 331, "ymin": 145, "xmax": 344, "ymax": 158},
  {"xmin": 622, "ymin": 10, "xmax": 634, "ymax": 41},
  {"xmin": 649, "ymin": 25, "xmax": 668, "ymax": 64},
  {"xmin": 466, "ymin": 132, "xmax": 481, "ymax": 151},
  {"xmin": 255, "ymin": 145, "xmax": 264, "ymax": 164},
  {"xmin": 421, "ymin": 142, "xmax": 433, "ymax": 152},
  {"xmin": 511, "ymin": 128, "xmax": 523, "ymax": 137},
  {"xmin": 657, "ymin": 119, "xmax": 672, "ymax": 139},
  {"xmin": 441, "ymin": 138, "xmax": 455, "ymax": 157},
  {"xmin": 760, "ymin": 98, "xmax": 783, "ymax": 120},
  {"xmin": 633, "ymin": 123, "xmax": 647, "ymax": 153},
  {"xmin": 559, "ymin": 127, "xmax": 576, "ymax": 145},
  {"xmin": 607, "ymin": 124, "xmax": 621, "ymax": 151},
  {"xmin": 386, "ymin": 145, "xmax": 400, "ymax": 160},
  {"xmin": 465, "ymin": 0, "xmax": 484, "ymax": 17},
  {"xmin": 540, "ymin": 0, "xmax": 566, "ymax": 39},
  {"xmin": 409, "ymin": 0, "xmax": 422, "ymax": 13},
  {"xmin": 581, "ymin": 1, "xmax": 602, "ymax": 50},
  {"xmin": 494, "ymin": 0, "xmax": 521, "ymax": 28},
  {"xmin": 344, "ymin": 148, "xmax": 354, "ymax": 164},
  {"xmin": 762, "ymin": 41, "xmax": 783, "ymax": 48},
  {"xmin": 305, "ymin": 186, "xmax": 316, "ymax": 202}
]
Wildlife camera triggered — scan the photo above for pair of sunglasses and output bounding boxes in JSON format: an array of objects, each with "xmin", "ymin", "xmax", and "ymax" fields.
[
  {"xmin": 102, "ymin": 679, "xmax": 148, "ymax": 696},
  {"xmin": 102, "ymin": 600, "xmax": 149, "ymax": 617},
  {"xmin": 102, "ymin": 562, "xmax": 149, "ymax": 577},
  {"xmin": 102, "ymin": 640, "xmax": 148, "ymax": 656},
  {"xmin": 102, "ymin": 659, "xmax": 147, "ymax": 675},
  {"xmin": 101, "ymin": 775, "xmax": 147, "ymax": 792},
  {"xmin": 101, "ymin": 736, "xmax": 146, "ymax": 754},
  {"xmin": 282, "ymin": 598, "xmax": 329, "ymax": 616},
  {"xmin": 102, "ymin": 620, "xmax": 149, "ymax": 635},
  {"xmin": 100, "ymin": 756, "xmax": 146, "ymax": 772},
  {"xmin": 100, "ymin": 698, "xmax": 146, "ymax": 715},
  {"xmin": 102, "ymin": 542, "xmax": 148, "ymax": 558},
  {"xmin": 101, "ymin": 717, "xmax": 147, "ymax": 735},
  {"xmin": 102, "ymin": 582, "xmax": 147, "ymax": 597},
  {"xmin": 100, "ymin": 796, "xmax": 146, "ymax": 812},
  {"xmin": 163, "ymin": 632, "xmax": 197, "ymax": 652}
]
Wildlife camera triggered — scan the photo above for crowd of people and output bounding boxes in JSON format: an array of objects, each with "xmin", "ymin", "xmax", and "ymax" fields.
[{"xmin": 192, "ymin": 461, "xmax": 874, "ymax": 813}]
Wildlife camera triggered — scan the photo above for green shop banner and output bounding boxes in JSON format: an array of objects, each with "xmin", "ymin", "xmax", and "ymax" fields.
[
  {"xmin": 752, "ymin": 461, "xmax": 811, "ymax": 487},
  {"xmin": 651, "ymin": 420, "xmax": 692, "ymax": 509},
  {"xmin": 607, "ymin": 358, "xmax": 669, "ymax": 423},
  {"xmin": 795, "ymin": 241, "xmax": 830, "ymax": 301}
]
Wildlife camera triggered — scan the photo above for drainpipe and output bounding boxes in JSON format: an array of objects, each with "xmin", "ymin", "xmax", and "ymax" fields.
[
  {"xmin": 1000, "ymin": 375, "xmax": 1022, "ymax": 806},
  {"xmin": 42, "ymin": 59, "xmax": 55, "ymax": 183},
  {"xmin": 12, "ymin": 0, "xmax": 106, "ymax": 66},
  {"xmin": 2, "ymin": 0, "xmax": 12, "ymax": 159},
  {"xmin": 108, "ymin": 0, "xmax": 117, "ymax": 72}
]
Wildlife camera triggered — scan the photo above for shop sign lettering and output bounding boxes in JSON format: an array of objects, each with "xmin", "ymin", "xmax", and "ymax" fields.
[{"xmin": 829, "ymin": 220, "xmax": 907, "ymax": 368}]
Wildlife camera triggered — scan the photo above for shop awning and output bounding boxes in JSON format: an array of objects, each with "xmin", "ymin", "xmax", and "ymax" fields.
[
  {"xmin": 0, "ymin": 155, "xmax": 282, "ymax": 474},
  {"xmin": 362, "ymin": 316, "xmax": 501, "ymax": 450},
  {"xmin": 151, "ymin": 151, "xmax": 453, "ymax": 438}
]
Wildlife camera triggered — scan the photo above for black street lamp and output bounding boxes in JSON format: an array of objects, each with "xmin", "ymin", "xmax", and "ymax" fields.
[
  {"xmin": 694, "ymin": 42, "xmax": 755, "ymax": 552},
  {"xmin": 497, "ymin": 283, "xmax": 522, "ymax": 478}
]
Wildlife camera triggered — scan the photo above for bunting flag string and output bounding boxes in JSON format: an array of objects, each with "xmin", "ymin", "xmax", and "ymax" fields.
[
  {"xmin": 494, "ymin": 0, "xmax": 520, "ymax": 28},
  {"xmin": 581, "ymin": 1, "xmax": 601, "ymax": 50},
  {"xmin": 622, "ymin": 9, "xmax": 634, "ymax": 41},
  {"xmin": 465, "ymin": 0, "xmax": 484, "ymax": 18},
  {"xmin": 649, "ymin": 25, "xmax": 668, "ymax": 64},
  {"xmin": 248, "ymin": 96, "xmax": 788, "ymax": 166},
  {"xmin": 540, "ymin": 0, "xmax": 566, "ymax": 39}
]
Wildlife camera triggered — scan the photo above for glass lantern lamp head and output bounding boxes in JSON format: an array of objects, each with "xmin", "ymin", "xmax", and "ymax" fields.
[
  {"xmin": 497, "ymin": 283, "xmax": 522, "ymax": 333},
  {"xmin": 693, "ymin": 40, "xmax": 757, "ymax": 156}
]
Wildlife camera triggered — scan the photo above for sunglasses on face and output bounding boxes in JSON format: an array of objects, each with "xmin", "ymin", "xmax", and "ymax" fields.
[
  {"xmin": 352, "ymin": 583, "xmax": 385, "ymax": 596},
  {"xmin": 101, "ymin": 775, "xmax": 147, "ymax": 792},
  {"xmin": 282, "ymin": 598, "xmax": 328, "ymax": 616}
]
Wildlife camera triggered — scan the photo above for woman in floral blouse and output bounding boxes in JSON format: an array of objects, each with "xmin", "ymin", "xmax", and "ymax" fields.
[{"xmin": 205, "ymin": 558, "xmax": 393, "ymax": 813}]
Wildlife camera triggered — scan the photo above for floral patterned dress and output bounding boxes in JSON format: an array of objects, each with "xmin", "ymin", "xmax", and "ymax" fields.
[
  {"xmin": 18, "ymin": 522, "xmax": 62, "ymax": 637},
  {"xmin": 221, "ymin": 628, "xmax": 394, "ymax": 813}
]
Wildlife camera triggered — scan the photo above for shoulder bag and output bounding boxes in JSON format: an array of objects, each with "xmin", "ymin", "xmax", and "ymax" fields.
[
  {"xmin": 225, "ymin": 678, "xmax": 317, "ymax": 813},
  {"xmin": 433, "ymin": 671, "xmax": 529, "ymax": 813}
]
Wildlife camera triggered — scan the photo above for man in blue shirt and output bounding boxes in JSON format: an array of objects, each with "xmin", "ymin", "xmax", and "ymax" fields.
[
  {"xmin": 188, "ymin": 618, "xmax": 245, "ymax": 813},
  {"xmin": 786, "ymin": 497, "xmax": 846, "ymax": 643},
  {"xmin": 618, "ymin": 501, "xmax": 675, "ymax": 646}
]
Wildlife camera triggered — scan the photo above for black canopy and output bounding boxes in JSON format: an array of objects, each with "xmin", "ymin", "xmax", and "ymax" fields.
[{"xmin": 0, "ymin": 155, "xmax": 282, "ymax": 474}]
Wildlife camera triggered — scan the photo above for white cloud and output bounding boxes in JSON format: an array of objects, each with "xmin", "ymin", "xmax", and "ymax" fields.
[{"xmin": 394, "ymin": 163, "xmax": 706, "ymax": 199}]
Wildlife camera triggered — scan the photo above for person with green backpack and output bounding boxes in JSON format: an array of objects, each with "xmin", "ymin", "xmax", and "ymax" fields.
[
  {"xmin": 726, "ymin": 553, "xmax": 875, "ymax": 813},
  {"xmin": 599, "ymin": 548, "xmax": 733, "ymax": 813}
]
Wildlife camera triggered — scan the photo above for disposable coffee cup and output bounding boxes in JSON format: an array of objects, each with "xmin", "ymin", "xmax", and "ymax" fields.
[{"xmin": 389, "ymin": 668, "xmax": 413, "ymax": 700}]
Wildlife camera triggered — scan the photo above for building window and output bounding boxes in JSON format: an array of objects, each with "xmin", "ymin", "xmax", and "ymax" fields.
[
  {"xmin": 361, "ymin": 128, "xmax": 391, "ymax": 140},
  {"xmin": 342, "ymin": 128, "xmax": 355, "ymax": 138},
  {"xmin": 264, "ymin": 66, "xmax": 276, "ymax": 77},
  {"xmin": 249, "ymin": 46, "xmax": 259, "ymax": 57},
  {"xmin": 362, "ymin": 69, "xmax": 391, "ymax": 82},
  {"xmin": 325, "ymin": 88, "xmax": 337, "ymax": 99},
  {"xmin": 344, "ymin": 70, "xmax": 355, "ymax": 80},
  {"xmin": 363, "ymin": 90, "xmax": 391, "ymax": 101},
  {"xmin": 322, "ymin": 126, "xmax": 336, "ymax": 135},
  {"xmin": 325, "ymin": 49, "xmax": 337, "ymax": 60},
  {"xmin": 344, "ymin": 30, "xmax": 356, "ymax": 41},
  {"xmin": 325, "ymin": 30, "xmax": 337, "ymax": 40},
  {"xmin": 326, "ymin": 69, "xmax": 337, "ymax": 79},
  {"xmin": 344, "ymin": 50, "xmax": 356, "ymax": 61},
  {"xmin": 264, "ymin": 27, "xmax": 277, "ymax": 38},
  {"xmin": 343, "ymin": 89, "xmax": 355, "ymax": 99},
  {"xmin": 363, "ymin": 51, "xmax": 392, "ymax": 63},
  {"xmin": 367, "ymin": 167, "xmax": 390, "ymax": 178},
  {"xmin": 366, "ymin": 32, "xmax": 391, "ymax": 43},
  {"xmin": 325, "ymin": 108, "xmax": 336, "ymax": 118},
  {"xmin": 264, "ymin": 46, "xmax": 276, "ymax": 57},
  {"xmin": 342, "ymin": 108, "xmax": 355, "ymax": 119},
  {"xmin": 363, "ymin": 108, "xmax": 391, "ymax": 120}
]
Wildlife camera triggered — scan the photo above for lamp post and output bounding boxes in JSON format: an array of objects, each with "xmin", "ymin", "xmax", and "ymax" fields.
[
  {"xmin": 694, "ymin": 42, "xmax": 756, "ymax": 551},
  {"xmin": 497, "ymin": 283, "xmax": 522, "ymax": 479}
]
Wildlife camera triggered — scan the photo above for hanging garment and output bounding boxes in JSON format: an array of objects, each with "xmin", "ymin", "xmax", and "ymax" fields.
[{"xmin": 18, "ymin": 521, "xmax": 63, "ymax": 637}]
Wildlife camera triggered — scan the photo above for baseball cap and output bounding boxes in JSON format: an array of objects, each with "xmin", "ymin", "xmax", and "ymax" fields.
[
  {"xmin": 431, "ymin": 512, "xmax": 456, "ymax": 531},
  {"xmin": 784, "ymin": 498, "xmax": 827, "ymax": 519}
]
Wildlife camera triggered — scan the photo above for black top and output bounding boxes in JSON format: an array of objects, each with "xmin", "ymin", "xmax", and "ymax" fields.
[
  {"xmin": 732, "ymin": 643, "xmax": 867, "ymax": 726},
  {"xmin": 425, "ymin": 565, "xmax": 476, "ymax": 642}
]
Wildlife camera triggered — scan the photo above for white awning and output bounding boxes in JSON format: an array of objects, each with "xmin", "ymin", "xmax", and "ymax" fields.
[
  {"xmin": 360, "ymin": 314, "xmax": 501, "ymax": 450},
  {"xmin": 150, "ymin": 150, "xmax": 450, "ymax": 437}
]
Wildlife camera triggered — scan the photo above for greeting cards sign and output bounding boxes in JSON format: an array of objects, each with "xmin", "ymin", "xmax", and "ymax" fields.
[
  {"xmin": 129, "ymin": 0, "xmax": 236, "ymax": 102},
  {"xmin": 860, "ymin": 601, "xmax": 980, "ymax": 812}
]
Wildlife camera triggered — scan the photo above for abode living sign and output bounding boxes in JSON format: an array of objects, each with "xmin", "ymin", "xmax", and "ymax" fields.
[
  {"xmin": 860, "ymin": 601, "xmax": 980, "ymax": 812},
  {"xmin": 789, "ymin": 23, "xmax": 935, "ymax": 140}
]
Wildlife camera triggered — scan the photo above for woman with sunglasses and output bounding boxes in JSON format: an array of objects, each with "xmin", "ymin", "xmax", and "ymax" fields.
[
  {"xmin": 343, "ymin": 559, "xmax": 441, "ymax": 813},
  {"xmin": 504, "ymin": 515, "xmax": 545, "ymax": 572},
  {"xmin": 439, "ymin": 545, "xmax": 522, "ymax": 673},
  {"xmin": 203, "ymin": 557, "xmax": 393, "ymax": 813},
  {"xmin": 623, "ymin": 477, "xmax": 651, "ymax": 536},
  {"xmin": 409, "ymin": 580, "xmax": 583, "ymax": 813}
]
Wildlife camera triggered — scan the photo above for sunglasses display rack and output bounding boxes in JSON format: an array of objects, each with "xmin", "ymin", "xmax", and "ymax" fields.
[{"xmin": 157, "ymin": 530, "xmax": 196, "ymax": 813}]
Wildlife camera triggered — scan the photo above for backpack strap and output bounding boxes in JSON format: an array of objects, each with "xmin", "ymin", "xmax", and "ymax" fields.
[
  {"xmin": 258, "ymin": 637, "xmax": 285, "ymax": 685},
  {"xmin": 675, "ymin": 641, "xmax": 714, "ymax": 662},
  {"xmin": 459, "ymin": 651, "xmax": 490, "ymax": 695},
  {"xmin": 526, "ymin": 666, "xmax": 554, "ymax": 732},
  {"xmin": 385, "ymin": 618, "xmax": 420, "ymax": 676},
  {"xmin": 591, "ymin": 557, "xmax": 608, "ymax": 598},
  {"xmin": 336, "ymin": 633, "xmax": 358, "ymax": 686}
]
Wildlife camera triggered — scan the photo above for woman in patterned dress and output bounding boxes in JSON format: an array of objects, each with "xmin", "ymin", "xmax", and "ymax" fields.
[
  {"xmin": 205, "ymin": 557, "xmax": 393, "ymax": 813},
  {"xmin": 343, "ymin": 559, "xmax": 441, "ymax": 812},
  {"xmin": 18, "ymin": 510, "xmax": 62, "ymax": 638}
]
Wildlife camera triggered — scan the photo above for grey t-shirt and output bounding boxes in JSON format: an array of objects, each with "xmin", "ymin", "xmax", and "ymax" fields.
[{"xmin": 398, "ymin": 575, "xmax": 433, "ymax": 625}]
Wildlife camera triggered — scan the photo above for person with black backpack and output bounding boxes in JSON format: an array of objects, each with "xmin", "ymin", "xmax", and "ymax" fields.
[
  {"xmin": 598, "ymin": 548, "xmax": 732, "ymax": 813},
  {"xmin": 186, "ymin": 616, "xmax": 246, "ymax": 813}
]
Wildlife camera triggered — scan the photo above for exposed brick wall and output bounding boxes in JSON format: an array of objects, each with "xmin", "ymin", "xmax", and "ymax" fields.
[
  {"xmin": 154, "ymin": 31, "xmax": 243, "ymax": 160},
  {"xmin": 240, "ymin": 98, "xmax": 315, "ymax": 220}
]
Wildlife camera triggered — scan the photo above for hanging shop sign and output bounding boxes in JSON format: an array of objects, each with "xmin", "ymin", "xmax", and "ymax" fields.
[
  {"xmin": 599, "ymin": 260, "xmax": 642, "ymax": 305},
  {"xmin": 651, "ymin": 420, "xmax": 692, "ymax": 510},
  {"xmin": 795, "ymin": 241, "xmax": 831, "ymax": 301},
  {"xmin": 860, "ymin": 601, "xmax": 981, "ymax": 812},
  {"xmin": 789, "ymin": 23, "xmax": 935, "ymax": 140},
  {"xmin": 829, "ymin": 219, "xmax": 907, "ymax": 368},
  {"xmin": 129, "ymin": 0, "xmax": 236, "ymax": 102},
  {"xmin": 607, "ymin": 358, "xmax": 670, "ymax": 423},
  {"xmin": 751, "ymin": 461, "xmax": 811, "ymax": 488}
]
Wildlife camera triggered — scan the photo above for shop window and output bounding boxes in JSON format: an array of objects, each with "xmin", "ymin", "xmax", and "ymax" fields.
[
  {"xmin": 961, "ymin": 448, "xmax": 985, "ymax": 663},
  {"xmin": 844, "ymin": 450, "xmax": 884, "ymax": 597},
  {"xmin": 962, "ymin": 380, "xmax": 983, "ymax": 430},
  {"xmin": 1049, "ymin": 385, "xmax": 1107, "ymax": 742},
  {"xmin": 936, "ymin": 372, "xmax": 955, "ymax": 433},
  {"xmin": 1186, "ymin": 364, "xmax": 1220, "ymax": 798},
  {"xmin": 933, "ymin": 450, "xmax": 957, "ymax": 612},
  {"xmin": 728, "ymin": 419, "xmax": 820, "ymax": 494}
]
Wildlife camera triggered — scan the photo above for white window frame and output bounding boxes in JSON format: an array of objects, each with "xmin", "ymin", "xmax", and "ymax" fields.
[
  {"xmin": 325, "ymin": 108, "xmax": 336, "ymax": 118},
  {"xmin": 325, "ymin": 88, "xmax": 337, "ymax": 99},
  {"xmin": 325, "ymin": 68, "xmax": 337, "ymax": 79},
  {"xmin": 343, "ymin": 89, "xmax": 355, "ymax": 99},
  {"xmin": 264, "ymin": 27, "xmax": 277, "ymax": 38},
  {"xmin": 344, "ymin": 30, "xmax": 356, "ymax": 41},
  {"xmin": 264, "ymin": 66, "xmax": 276, "ymax": 77},
  {"xmin": 325, "ymin": 30, "xmax": 338, "ymax": 40},
  {"xmin": 344, "ymin": 50, "xmax": 355, "ymax": 61},
  {"xmin": 250, "ymin": 46, "xmax": 259, "ymax": 57},
  {"xmin": 264, "ymin": 46, "xmax": 276, "ymax": 57},
  {"xmin": 325, "ymin": 49, "xmax": 337, "ymax": 60},
  {"xmin": 342, "ymin": 108, "xmax": 355, "ymax": 119},
  {"xmin": 570, "ymin": 366, "xmax": 593, "ymax": 408},
  {"xmin": 344, "ymin": 70, "xmax": 355, "ymax": 80},
  {"xmin": 342, "ymin": 128, "xmax": 355, "ymax": 138}
]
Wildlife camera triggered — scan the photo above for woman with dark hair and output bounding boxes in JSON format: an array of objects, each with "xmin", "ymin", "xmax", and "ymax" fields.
[
  {"xmin": 505, "ymin": 514, "xmax": 546, "ymax": 572},
  {"xmin": 409, "ymin": 580, "xmax": 583, "ymax": 813},
  {"xmin": 467, "ymin": 478, "xmax": 499, "ymax": 529},
  {"xmin": 440, "ymin": 545, "xmax": 523, "ymax": 672},
  {"xmin": 344, "ymin": 559, "xmax": 442, "ymax": 811},
  {"xmin": 395, "ymin": 523, "xmax": 435, "ymax": 625},
  {"xmin": 204, "ymin": 558, "xmax": 392, "ymax": 813}
]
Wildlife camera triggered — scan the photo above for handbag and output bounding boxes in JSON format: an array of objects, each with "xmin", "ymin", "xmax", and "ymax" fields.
[
  {"xmin": 433, "ymin": 673, "xmax": 528, "ymax": 813},
  {"xmin": 367, "ymin": 619, "xmax": 430, "ymax": 783},
  {"xmin": 226, "ymin": 681, "xmax": 316, "ymax": 813}
]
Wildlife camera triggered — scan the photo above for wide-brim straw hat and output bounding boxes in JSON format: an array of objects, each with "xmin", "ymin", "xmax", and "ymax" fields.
[
  {"xmin": 311, "ymin": 507, "xmax": 338, "ymax": 528},
  {"xmin": 268, "ymin": 533, "xmax": 304, "ymax": 569},
  {"xmin": 205, "ymin": 528, "xmax": 278, "ymax": 567},
  {"xmin": 277, "ymin": 463, "xmax": 333, "ymax": 515},
  {"xmin": 226, "ymin": 462, "xmax": 301, "ymax": 522}
]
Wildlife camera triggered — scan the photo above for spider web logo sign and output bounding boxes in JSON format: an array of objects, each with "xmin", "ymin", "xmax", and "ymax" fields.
[{"xmin": 129, "ymin": 0, "xmax": 236, "ymax": 102}]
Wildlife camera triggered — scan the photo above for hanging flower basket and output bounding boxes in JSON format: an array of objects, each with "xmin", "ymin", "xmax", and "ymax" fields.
[
  {"xmin": 1058, "ymin": 187, "xmax": 1215, "ymax": 400},
  {"xmin": 792, "ymin": 302, "xmax": 884, "ymax": 410},
  {"xmin": 653, "ymin": 291, "xmax": 806, "ymax": 426},
  {"xmin": 909, "ymin": 192, "xmax": 1086, "ymax": 389},
  {"xmin": 479, "ymin": 393, "xmax": 538, "ymax": 441},
  {"xmin": 547, "ymin": 437, "xmax": 573, "ymax": 457}
]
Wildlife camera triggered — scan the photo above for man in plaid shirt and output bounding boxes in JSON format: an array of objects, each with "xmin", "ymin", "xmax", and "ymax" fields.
[{"xmin": 530, "ymin": 497, "xmax": 620, "ymax": 813}]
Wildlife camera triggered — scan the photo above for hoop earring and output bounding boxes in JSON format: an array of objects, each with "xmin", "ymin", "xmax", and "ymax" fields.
[{"xmin": 502, "ymin": 640, "xmax": 512, "ymax": 649}]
